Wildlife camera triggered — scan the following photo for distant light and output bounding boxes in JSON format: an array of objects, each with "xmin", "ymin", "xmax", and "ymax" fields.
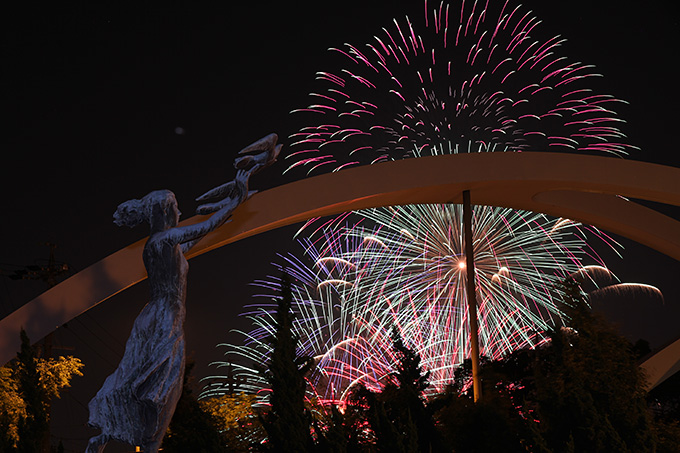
[
  {"xmin": 174, "ymin": 127, "xmax": 185, "ymax": 135},
  {"xmin": 458, "ymin": 261, "xmax": 466, "ymax": 269}
]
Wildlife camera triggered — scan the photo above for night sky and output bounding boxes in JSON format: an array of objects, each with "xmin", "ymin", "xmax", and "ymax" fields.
[{"xmin": 2, "ymin": 1, "xmax": 679, "ymax": 451}]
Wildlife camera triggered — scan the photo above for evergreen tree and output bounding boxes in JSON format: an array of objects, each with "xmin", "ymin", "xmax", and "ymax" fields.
[
  {"xmin": 391, "ymin": 328, "xmax": 429, "ymax": 396},
  {"xmin": 16, "ymin": 329, "xmax": 50, "ymax": 453},
  {"xmin": 162, "ymin": 361, "xmax": 228, "ymax": 453},
  {"xmin": 389, "ymin": 328, "xmax": 444, "ymax": 452},
  {"xmin": 342, "ymin": 329, "xmax": 443, "ymax": 452},
  {"xmin": 312, "ymin": 403, "xmax": 351, "ymax": 453},
  {"xmin": 261, "ymin": 273, "xmax": 314, "ymax": 452},
  {"xmin": 531, "ymin": 278, "xmax": 656, "ymax": 452}
]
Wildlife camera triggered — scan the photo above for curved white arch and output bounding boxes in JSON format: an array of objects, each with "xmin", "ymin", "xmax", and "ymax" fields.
[{"xmin": 2, "ymin": 152, "xmax": 679, "ymax": 386}]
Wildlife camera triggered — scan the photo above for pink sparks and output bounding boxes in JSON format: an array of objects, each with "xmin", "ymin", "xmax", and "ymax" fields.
[
  {"xmin": 349, "ymin": 146, "xmax": 373, "ymax": 156},
  {"xmin": 390, "ymin": 90, "xmax": 406, "ymax": 101},
  {"xmin": 333, "ymin": 161, "xmax": 360, "ymax": 172},
  {"xmin": 425, "ymin": 0, "xmax": 429, "ymax": 27},
  {"xmin": 310, "ymin": 93, "xmax": 337, "ymax": 103},
  {"xmin": 329, "ymin": 47, "xmax": 358, "ymax": 65},
  {"xmin": 531, "ymin": 86, "xmax": 552, "ymax": 95},
  {"xmin": 562, "ymin": 88, "xmax": 594, "ymax": 98},
  {"xmin": 491, "ymin": 57, "xmax": 511, "ymax": 74},
  {"xmin": 327, "ymin": 88, "xmax": 350, "ymax": 99},
  {"xmin": 501, "ymin": 70, "xmax": 515, "ymax": 84},
  {"xmin": 374, "ymin": 36, "xmax": 391, "ymax": 58}
]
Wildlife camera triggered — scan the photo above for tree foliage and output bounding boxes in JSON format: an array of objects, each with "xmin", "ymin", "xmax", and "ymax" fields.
[
  {"xmin": 334, "ymin": 329, "xmax": 444, "ymax": 452},
  {"xmin": 0, "ymin": 329, "xmax": 83, "ymax": 453},
  {"xmin": 260, "ymin": 273, "xmax": 314, "ymax": 452},
  {"xmin": 201, "ymin": 392, "xmax": 265, "ymax": 451},
  {"xmin": 529, "ymin": 278, "xmax": 656, "ymax": 452},
  {"xmin": 432, "ymin": 278, "xmax": 658, "ymax": 453},
  {"xmin": 0, "ymin": 366, "xmax": 25, "ymax": 451},
  {"xmin": 207, "ymin": 277, "xmax": 676, "ymax": 452},
  {"xmin": 162, "ymin": 361, "xmax": 228, "ymax": 453}
]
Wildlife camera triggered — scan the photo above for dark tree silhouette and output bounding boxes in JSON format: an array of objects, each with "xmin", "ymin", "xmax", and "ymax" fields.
[
  {"xmin": 161, "ymin": 361, "xmax": 228, "ymax": 453},
  {"xmin": 16, "ymin": 329, "xmax": 49, "ymax": 453},
  {"xmin": 261, "ymin": 273, "xmax": 314, "ymax": 452},
  {"xmin": 389, "ymin": 328, "xmax": 444, "ymax": 452},
  {"xmin": 434, "ymin": 278, "xmax": 658, "ymax": 453},
  {"xmin": 341, "ymin": 329, "xmax": 443, "ymax": 452},
  {"xmin": 529, "ymin": 278, "xmax": 656, "ymax": 452}
]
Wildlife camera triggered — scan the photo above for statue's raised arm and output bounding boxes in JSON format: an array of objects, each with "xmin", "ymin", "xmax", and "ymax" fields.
[
  {"xmin": 86, "ymin": 133, "xmax": 279, "ymax": 453},
  {"xmin": 195, "ymin": 133, "xmax": 282, "ymax": 213},
  {"xmin": 178, "ymin": 133, "xmax": 281, "ymax": 252}
]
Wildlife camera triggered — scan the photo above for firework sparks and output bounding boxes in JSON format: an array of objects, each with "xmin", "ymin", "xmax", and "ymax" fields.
[
  {"xmin": 206, "ymin": 0, "xmax": 647, "ymax": 404},
  {"xmin": 207, "ymin": 204, "xmax": 617, "ymax": 403},
  {"xmin": 287, "ymin": 0, "xmax": 635, "ymax": 176}
]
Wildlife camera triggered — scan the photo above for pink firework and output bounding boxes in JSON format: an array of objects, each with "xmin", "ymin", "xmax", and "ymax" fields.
[{"xmin": 287, "ymin": 0, "xmax": 635, "ymax": 175}]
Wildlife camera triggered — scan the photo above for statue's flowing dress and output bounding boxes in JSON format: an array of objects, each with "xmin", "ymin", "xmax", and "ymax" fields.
[{"xmin": 87, "ymin": 235, "xmax": 187, "ymax": 448}]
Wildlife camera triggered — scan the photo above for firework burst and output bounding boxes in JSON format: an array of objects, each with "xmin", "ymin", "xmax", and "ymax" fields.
[
  {"xmin": 287, "ymin": 0, "xmax": 635, "ymax": 175},
  {"xmin": 206, "ymin": 0, "xmax": 644, "ymax": 404},
  {"xmin": 206, "ymin": 204, "xmax": 619, "ymax": 403}
]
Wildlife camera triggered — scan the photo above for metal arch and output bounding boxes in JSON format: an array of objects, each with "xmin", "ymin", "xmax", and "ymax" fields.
[{"xmin": 2, "ymin": 152, "xmax": 679, "ymax": 387}]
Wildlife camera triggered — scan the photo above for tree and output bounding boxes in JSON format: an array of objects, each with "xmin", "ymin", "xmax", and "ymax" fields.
[
  {"xmin": 339, "ymin": 329, "xmax": 444, "ymax": 452},
  {"xmin": 389, "ymin": 328, "xmax": 444, "ymax": 452},
  {"xmin": 161, "ymin": 361, "xmax": 228, "ymax": 453},
  {"xmin": 433, "ymin": 387, "xmax": 549, "ymax": 453},
  {"xmin": 0, "ymin": 329, "xmax": 83, "ymax": 453},
  {"xmin": 0, "ymin": 365, "xmax": 24, "ymax": 451},
  {"xmin": 529, "ymin": 278, "xmax": 656, "ymax": 452},
  {"xmin": 260, "ymin": 273, "xmax": 314, "ymax": 452},
  {"xmin": 201, "ymin": 392, "xmax": 265, "ymax": 451},
  {"xmin": 349, "ymin": 383, "xmax": 418, "ymax": 453},
  {"xmin": 16, "ymin": 328, "xmax": 49, "ymax": 453},
  {"xmin": 391, "ymin": 328, "xmax": 430, "ymax": 397},
  {"xmin": 649, "ymin": 365, "xmax": 680, "ymax": 452},
  {"xmin": 433, "ymin": 278, "xmax": 659, "ymax": 453}
]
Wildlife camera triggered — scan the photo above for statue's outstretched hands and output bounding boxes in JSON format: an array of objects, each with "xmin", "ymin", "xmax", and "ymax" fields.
[
  {"xmin": 196, "ymin": 169, "xmax": 250, "ymax": 215},
  {"xmin": 195, "ymin": 134, "xmax": 280, "ymax": 216},
  {"xmin": 196, "ymin": 179, "xmax": 237, "ymax": 204},
  {"xmin": 235, "ymin": 133, "xmax": 281, "ymax": 173}
]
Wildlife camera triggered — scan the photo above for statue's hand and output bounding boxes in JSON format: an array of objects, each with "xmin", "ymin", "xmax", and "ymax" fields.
[
  {"xmin": 196, "ymin": 170, "xmax": 250, "ymax": 204},
  {"xmin": 238, "ymin": 133, "xmax": 278, "ymax": 155},
  {"xmin": 196, "ymin": 170, "xmax": 250, "ymax": 215},
  {"xmin": 234, "ymin": 134, "xmax": 281, "ymax": 173},
  {"xmin": 196, "ymin": 181, "xmax": 235, "ymax": 204}
]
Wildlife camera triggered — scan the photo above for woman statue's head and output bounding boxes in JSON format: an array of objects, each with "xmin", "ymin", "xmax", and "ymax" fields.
[{"xmin": 114, "ymin": 190, "xmax": 180, "ymax": 231}]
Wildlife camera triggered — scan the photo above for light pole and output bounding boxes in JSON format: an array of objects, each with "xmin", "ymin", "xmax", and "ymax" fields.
[{"xmin": 463, "ymin": 190, "xmax": 482, "ymax": 402}]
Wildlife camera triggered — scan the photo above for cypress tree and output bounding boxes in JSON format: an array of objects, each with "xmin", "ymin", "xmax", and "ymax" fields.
[
  {"xmin": 261, "ymin": 273, "xmax": 314, "ymax": 452},
  {"xmin": 15, "ymin": 329, "xmax": 49, "ymax": 453},
  {"xmin": 389, "ymin": 328, "xmax": 444, "ymax": 452}
]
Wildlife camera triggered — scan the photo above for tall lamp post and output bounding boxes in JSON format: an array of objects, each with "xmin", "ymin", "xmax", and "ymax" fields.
[{"xmin": 463, "ymin": 190, "xmax": 482, "ymax": 402}]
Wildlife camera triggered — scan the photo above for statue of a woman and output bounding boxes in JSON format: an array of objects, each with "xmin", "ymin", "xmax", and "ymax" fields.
[{"xmin": 86, "ymin": 134, "xmax": 280, "ymax": 453}]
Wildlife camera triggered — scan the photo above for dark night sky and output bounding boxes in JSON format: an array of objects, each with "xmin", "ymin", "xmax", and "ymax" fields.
[{"xmin": 2, "ymin": 1, "xmax": 678, "ymax": 451}]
